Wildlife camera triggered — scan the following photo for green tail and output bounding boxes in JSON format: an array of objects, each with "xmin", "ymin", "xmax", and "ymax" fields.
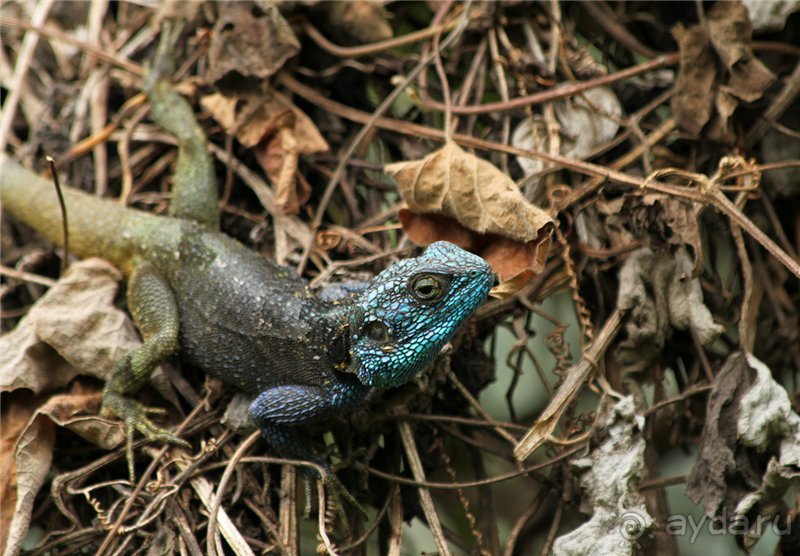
[{"xmin": 1, "ymin": 155, "xmax": 160, "ymax": 274}]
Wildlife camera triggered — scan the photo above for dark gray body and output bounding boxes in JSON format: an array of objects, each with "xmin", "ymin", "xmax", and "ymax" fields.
[{"xmin": 165, "ymin": 227, "xmax": 350, "ymax": 395}]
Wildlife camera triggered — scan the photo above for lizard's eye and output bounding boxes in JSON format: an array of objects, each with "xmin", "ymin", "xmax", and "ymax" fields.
[
  {"xmin": 364, "ymin": 320, "xmax": 391, "ymax": 343},
  {"xmin": 408, "ymin": 273, "xmax": 451, "ymax": 303}
]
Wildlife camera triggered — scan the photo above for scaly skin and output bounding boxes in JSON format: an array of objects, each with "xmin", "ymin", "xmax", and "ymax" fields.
[{"xmin": 0, "ymin": 24, "xmax": 493, "ymax": 491}]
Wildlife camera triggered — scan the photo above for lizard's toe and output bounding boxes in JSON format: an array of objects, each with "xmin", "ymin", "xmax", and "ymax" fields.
[
  {"xmin": 103, "ymin": 395, "xmax": 190, "ymax": 449},
  {"xmin": 325, "ymin": 473, "xmax": 368, "ymax": 521}
]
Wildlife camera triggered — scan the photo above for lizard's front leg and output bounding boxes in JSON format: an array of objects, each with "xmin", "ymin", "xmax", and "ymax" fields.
[
  {"xmin": 248, "ymin": 383, "xmax": 350, "ymax": 475},
  {"xmin": 248, "ymin": 380, "xmax": 369, "ymax": 517},
  {"xmin": 101, "ymin": 261, "xmax": 188, "ymax": 479}
]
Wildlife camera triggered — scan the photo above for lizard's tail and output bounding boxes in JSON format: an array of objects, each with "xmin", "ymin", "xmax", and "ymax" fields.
[{"xmin": 1, "ymin": 155, "xmax": 148, "ymax": 272}]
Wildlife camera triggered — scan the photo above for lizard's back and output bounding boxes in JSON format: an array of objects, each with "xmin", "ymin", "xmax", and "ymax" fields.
[
  {"xmin": 0, "ymin": 157, "xmax": 348, "ymax": 395},
  {"xmin": 160, "ymin": 224, "xmax": 349, "ymax": 395}
]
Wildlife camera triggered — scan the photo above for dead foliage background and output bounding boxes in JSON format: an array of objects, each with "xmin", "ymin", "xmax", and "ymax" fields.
[{"xmin": 1, "ymin": 1, "xmax": 800, "ymax": 555}]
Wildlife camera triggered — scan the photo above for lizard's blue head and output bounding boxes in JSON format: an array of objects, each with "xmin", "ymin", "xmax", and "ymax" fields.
[{"xmin": 348, "ymin": 241, "xmax": 493, "ymax": 388}]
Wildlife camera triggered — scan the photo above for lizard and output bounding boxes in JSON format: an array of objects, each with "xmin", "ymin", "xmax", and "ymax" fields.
[{"xmin": 0, "ymin": 22, "xmax": 494, "ymax": 497}]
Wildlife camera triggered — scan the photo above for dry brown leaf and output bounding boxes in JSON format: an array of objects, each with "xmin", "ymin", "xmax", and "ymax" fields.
[
  {"xmin": 387, "ymin": 142, "xmax": 553, "ymax": 242},
  {"xmin": 0, "ymin": 394, "xmax": 36, "ymax": 556},
  {"xmin": 1, "ymin": 393, "xmax": 55, "ymax": 556},
  {"xmin": 670, "ymin": 1, "xmax": 775, "ymax": 142},
  {"xmin": 326, "ymin": 1, "xmax": 393, "ymax": 44},
  {"xmin": 388, "ymin": 142, "xmax": 553, "ymax": 281},
  {"xmin": 0, "ymin": 381, "xmax": 124, "ymax": 556},
  {"xmin": 398, "ymin": 209, "xmax": 552, "ymax": 284},
  {"xmin": 707, "ymin": 2, "xmax": 776, "ymax": 102},
  {"xmin": 200, "ymin": 91, "xmax": 238, "ymax": 130},
  {"xmin": 201, "ymin": 91, "xmax": 328, "ymax": 153},
  {"xmin": 398, "ymin": 209, "xmax": 479, "ymax": 250},
  {"xmin": 206, "ymin": 1, "xmax": 300, "ymax": 87},
  {"xmin": 254, "ymin": 123, "xmax": 311, "ymax": 215},
  {"xmin": 0, "ymin": 259, "xmax": 142, "ymax": 394},
  {"xmin": 0, "ymin": 259, "xmax": 169, "ymax": 555},
  {"xmin": 201, "ymin": 90, "xmax": 327, "ymax": 214},
  {"xmin": 623, "ymin": 192, "xmax": 703, "ymax": 273},
  {"xmin": 671, "ymin": 22, "xmax": 716, "ymax": 135},
  {"xmin": 482, "ymin": 235, "xmax": 552, "ymax": 285},
  {"xmin": 488, "ymin": 269, "xmax": 534, "ymax": 299},
  {"xmin": 37, "ymin": 382, "xmax": 125, "ymax": 450},
  {"xmin": 615, "ymin": 247, "xmax": 723, "ymax": 374}
]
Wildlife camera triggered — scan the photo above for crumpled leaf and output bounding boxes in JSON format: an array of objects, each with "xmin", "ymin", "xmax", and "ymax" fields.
[
  {"xmin": 201, "ymin": 91, "xmax": 328, "ymax": 153},
  {"xmin": 686, "ymin": 352, "xmax": 758, "ymax": 517},
  {"xmin": 742, "ymin": 0, "xmax": 800, "ymax": 32},
  {"xmin": 735, "ymin": 354, "xmax": 800, "ymax": 538},
  {"xmin": 325, "ymin": 1, "xmax": 393, "ymax": 44},
  {"xmin": 0, "ymin": 260, "xmax": 181, "ymax": 555},
  {"xmin": 707, "ymin": 3, "xmax": 777, "ymax": 102},
  {"xmin": 513, "ymin": 87, "xmax": 622, "ymax": 179},
  {"xmin": 0, "ymin": 394, "xmax": 54, "ymax": 556},
  {"xmin": 201, "ymin": 90, "xmax": 328, "ymax": 214},
  {"xmin": 687, "ymin": 352, "xmax": 800, "ymax": 548},
  {"xmin": 622, "ymin": 193, "xmax": 703, "ymax": 274},
  {"xmin": 0, "ymin": 259, "xmax": 141, "ymax": 394},
  {"xmin": 488, "ymin": 269, "xmax": 534, "ymax": 300},
  {"xmin": 1, "ymin": 381, "xmax": 125, "ymax": 556},
  {"xmin": 386, "ymin": 141, "xmax": 554, "ymax": 282},
  {"xmin": 205, "ymin": 1, "xmax": 300, "ymax": 87},
  {"xmin": 670, "ymin": 22, "xmax": 716, "ymax": 136},
  {"xmin": 37, "ymin": 383, "xmax": 125, "ymax": 450},
  {"xmin": 671, "ymin": 1, "xmax": 775, "ymax": 142},
  {"xmin": 552, "ymin": 397, "xmax": 653, "ymax": 556},
  {"xmin": 0, "ymin": 258, "xmax": 159, "ymax": 447},
  {"xmin": 615, "ymin": 247, "xmax": 723, "ymax": 373},
  {"xmin": 386, "ymin": 142, "xmax": 553, "ymax": 243}
]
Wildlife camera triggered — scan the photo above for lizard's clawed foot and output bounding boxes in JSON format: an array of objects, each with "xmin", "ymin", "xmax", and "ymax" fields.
[
  {"xmin": 298, "ymin": 467, "xmax": 368, "ymax": 536},
  {"xmin": 101, "ymin": 393, "xmax": 190, "ymax": 481},
  {"xmin": 322, "ymin": 472, "xmax": 369, "ymax": 535}
]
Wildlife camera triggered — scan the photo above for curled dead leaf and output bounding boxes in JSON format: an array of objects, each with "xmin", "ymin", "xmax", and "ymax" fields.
[
  {"xmin": 387, "ymin": 141, "xmax": 553, "ymax": 242},
  {"xmin": 201, "ymin": 91, "xmax": 329, "ymax": 153},
  {"xmin": 671, "ymin": 22, "xmax": 716, "ymax": 136},
  {"xmin": 0, "ymin": 381, "xmax": 125, "ymax": 556},
  {"xmin": 687, "ymin": 352, "xmax": 800, "ymax": 547},
  {"xmin": 0, "ymin": 259, "xmax": 141, "ymax": 394},
  {"xmin": 388, "ymin": 142, "xmax": 554, "ymax": 282},
  {"xmin": 0, "ymin": 393, "xmax": 54, "ymax": 556},
  {"xmin": 671, "ymin": 1, "xmax": 775, "ymax": 142},
  {"xmin": 206, "ymin": 1, "xmax": 300, "ymax": 87},
  {"xmin": 615, "ymin": 247, "xmax": 723, "ymax": 374},
  {"xmin": 489, "ymin": 269, "xmax": 534, "ymax": 300},
  {"xmin": 201, "ymin": 90, "xmax": 328, "ymax": 214},
  {"xmin": 513, "ymin": 87, "xmax": 622, "ymax": 180},
  {"xmin": 622, "ymin": 192, "xmax": 703, "ymax": 274},
  {"xmin": 37, "ymin": 383, "xmax": 125, "ymax": 450},
  {"xmin": 1, "ymin": 394, "xmax": 36, "ymax": 556},
  {"xmin": 707, "ymin": 2, "xmax": 776, "ymax": 102},
  {"xmin": 326, "ymin": 1, "xmax": 393, "ymax": 44}
]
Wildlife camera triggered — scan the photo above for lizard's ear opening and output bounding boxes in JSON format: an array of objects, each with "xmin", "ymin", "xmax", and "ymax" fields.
[{"xmin": 363, "ymin": 320, "xmax": 392, "ymax": 344}]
